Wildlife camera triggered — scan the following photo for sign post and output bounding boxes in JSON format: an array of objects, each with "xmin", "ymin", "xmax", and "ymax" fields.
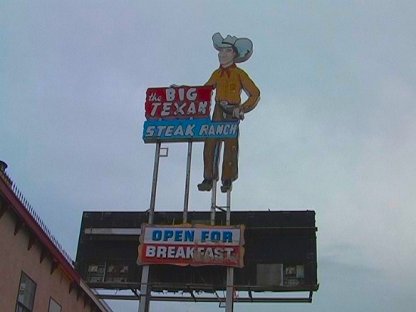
[
  {"xmin": 225, "ymin": 191, "xmax": 234, "ymax": 312},
  {"xmin": 139, "ymin": 32, "xmax": 260, "ymax": 311},
  {"xmin": 140, "ymin": 84, "xmax": 240, "ymax": 311},
  {"xmin": 183, "ymin": 141, "xmax": 192, "ymax": 223},
  {"xmin": 138, "ymin": 142, "xmax": 161, "ymax": 312}
]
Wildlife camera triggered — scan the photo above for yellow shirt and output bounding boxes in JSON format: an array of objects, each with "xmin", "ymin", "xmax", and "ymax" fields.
[{"xmin": 205, "ymin": 64, "xmax": 260, "ymax": 113}]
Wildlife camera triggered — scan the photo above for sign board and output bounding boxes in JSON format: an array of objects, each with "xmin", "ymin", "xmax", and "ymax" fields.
[
  {"xmin": 145, "ymin": 86, "xmax": 212, "ymax": 120},
  {"xmin": 76, "ymin": 211, "xmax": 318, "ymax": 293},
  {"xmin": 138, "ymin": 224, "xmax": 244, "ymax": 267},
  {"xmin": 142, "ymin": 86, "xmax": 239, "ymax": 143},
  {"xmin": 143, "ymin": 119, "xmax": 239, "ymax": 143}
]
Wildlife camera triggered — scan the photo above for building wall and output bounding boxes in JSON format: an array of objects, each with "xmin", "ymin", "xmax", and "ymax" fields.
[{"xmin": 0, "ymin": 205, "xmax": 97, "ymax": 312}]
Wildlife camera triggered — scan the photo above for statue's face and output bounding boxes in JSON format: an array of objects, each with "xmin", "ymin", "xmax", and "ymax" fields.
[{"xmin": 218, "ymin": 47, "xmax": 236, "ymax": 67}]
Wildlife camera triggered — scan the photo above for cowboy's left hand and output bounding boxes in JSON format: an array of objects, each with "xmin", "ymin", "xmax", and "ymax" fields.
[{"xmin": 232, "ymin": 107, "xmax": 245, "ymax": 120}]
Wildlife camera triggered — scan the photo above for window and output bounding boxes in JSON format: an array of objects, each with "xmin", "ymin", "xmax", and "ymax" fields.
[
  {"xmin": 48, "ymin": 298, "xmax": 62, "ymax": 312},
  {"xmin": 256, "ymin": 263, "xmax": 283, "ymax": 286},
  {"xmin": 16, "ymin": 272, "xmax": 36, "ymax": 312}
]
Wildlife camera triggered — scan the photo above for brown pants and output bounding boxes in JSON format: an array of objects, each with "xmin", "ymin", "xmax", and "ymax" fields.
[{"xmin": 203, "ymin": 103, "xmax": 239, "ymax": 182}]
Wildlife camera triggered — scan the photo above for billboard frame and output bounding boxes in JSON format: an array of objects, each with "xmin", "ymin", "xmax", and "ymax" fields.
[{"xmin": 75, "ymin": 210, "xmax": 319, "ymax": 305}]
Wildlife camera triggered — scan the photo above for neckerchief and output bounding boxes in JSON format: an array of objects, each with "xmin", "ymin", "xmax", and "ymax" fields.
[{"xmin": 219, "ymin": 64, "xmax": 236, "ymax": 78}]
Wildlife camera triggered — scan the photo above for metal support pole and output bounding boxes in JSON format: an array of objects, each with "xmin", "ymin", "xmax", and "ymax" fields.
[
  {"xmin": 148, "ymin": 142, "xmax": 161, "ymax": 224},
  {"xmin": 226, "ymin": 189, "xmax": 231, "ymax": 224},
  {"xmin": 226, "ymin": 267, "xmax": 234, "ymax": 311},
  {"xmin": 138, "ymin": 266, "xmax": 150, "ymax": 312},
  {"xmin": 183, "ymin": 141, "xmax": 192, "ymax": 223},
  {"xmin": 210, "ymin": 141, "xmax": 221, "ymax": 225},
  {"xmin": 225, "ymin": 190, "xmax": 234, "ymax": 312},
  {"xmin": 209, "ymin": 141, "xmax": 233, "ymax": 310},
  {"xmin": 210, "ymin": 179, "xmax": 217, "ymax": 226},
  {"xmin": 139, "ymin": 142, "xmax": 161, "ymax": 312}
]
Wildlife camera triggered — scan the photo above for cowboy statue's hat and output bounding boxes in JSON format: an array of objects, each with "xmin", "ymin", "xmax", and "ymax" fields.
[{"xmin": 212, "ymin": 32, "xmax": 253, "ymax": 63}]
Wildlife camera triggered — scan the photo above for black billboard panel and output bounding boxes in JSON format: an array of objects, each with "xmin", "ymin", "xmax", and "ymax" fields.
[{"xmin": 75, "ymin": 211, "xmax": 318, "ymax": 293}]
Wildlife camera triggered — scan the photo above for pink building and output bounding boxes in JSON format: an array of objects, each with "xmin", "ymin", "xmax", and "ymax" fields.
[{"xmin": 0, "ymin": 161, "xmax": 112, "ymax": 312}]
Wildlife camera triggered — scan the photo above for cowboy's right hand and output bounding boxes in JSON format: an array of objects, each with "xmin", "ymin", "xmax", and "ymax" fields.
[{"xmin": 219, "ymin": 101, "xmax": 232, "ymax": 112}]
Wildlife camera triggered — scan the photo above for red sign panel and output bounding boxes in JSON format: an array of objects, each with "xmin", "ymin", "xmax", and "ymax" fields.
[
  {"xmin": 137, "ymin": 224, "xmax": 245, "ymax": 267},
  {"xmin": 145, "ymin": 86, "xmax": 212, "ymax": 120}
]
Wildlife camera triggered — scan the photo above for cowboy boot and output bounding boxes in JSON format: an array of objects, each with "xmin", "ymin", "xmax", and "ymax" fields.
[
  {"xmin": 197, "ymin": 179, "xmax": 213, "ymax": 191},
  {"xmin": 220, "ymin": 180, "xmax": 232, "ymax": 193}
]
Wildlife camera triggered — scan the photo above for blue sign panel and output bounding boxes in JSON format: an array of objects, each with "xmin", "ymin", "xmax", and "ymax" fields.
[{"xmin": 143, "ymin": 119, "xmax": 239, "ymax": 143}]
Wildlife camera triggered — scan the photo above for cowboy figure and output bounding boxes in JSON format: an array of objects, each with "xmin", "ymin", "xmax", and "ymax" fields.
[{"xmin": 198, "ymin": 33, "xmax": 260, "ymax": 193}]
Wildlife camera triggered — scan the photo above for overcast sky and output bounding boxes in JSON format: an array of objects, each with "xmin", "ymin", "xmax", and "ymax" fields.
[{"xmin": 1, "ymin": 1, "xmax": 416, "ymax": 311}]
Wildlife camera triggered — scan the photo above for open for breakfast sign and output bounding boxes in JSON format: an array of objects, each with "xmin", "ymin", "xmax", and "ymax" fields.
[{"xmin": 137, "ymin": 224, "xmax": 245, "ymax": 267}]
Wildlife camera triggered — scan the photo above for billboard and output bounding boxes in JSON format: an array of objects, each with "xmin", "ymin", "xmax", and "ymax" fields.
[
  {"xmin": 138, "ymin": 224, "xmax": 245, "ymax": 267},
  {"xmin": 145, "ymin": 86, "xmax": 212, "ymax": 120},
  {"xmin": 75, "ymin": 211, "xmax": 318, "ymax": 293},
  {"xmin": 142, "ymin": 86, "xmax": 239, "ymax": 143}
]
